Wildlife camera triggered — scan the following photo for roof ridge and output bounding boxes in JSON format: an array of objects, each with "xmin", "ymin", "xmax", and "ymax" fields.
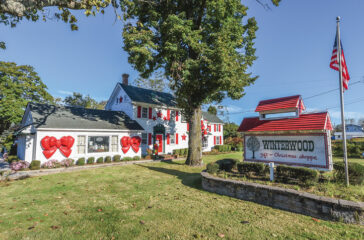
[
  {"xmin": 29, "ymin": 102, "xmax": 121, "ymax": 114},
  {"xmin": 119, "ymin": 83, "xmax": 174, "ymax": 96}
]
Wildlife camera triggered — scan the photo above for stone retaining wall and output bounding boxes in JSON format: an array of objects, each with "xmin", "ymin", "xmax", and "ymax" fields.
[{"xmin": 201, "ymin": 171, "xmax": 364, "ymax": 225}]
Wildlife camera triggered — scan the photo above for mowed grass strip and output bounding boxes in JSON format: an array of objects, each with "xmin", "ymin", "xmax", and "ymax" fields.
[{"xmin": 0, "ymin": 153, "xmax": 362, "ymax": 240}]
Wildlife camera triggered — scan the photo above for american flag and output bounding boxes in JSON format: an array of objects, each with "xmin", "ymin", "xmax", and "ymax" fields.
[{"xmin": 330, "ymin": 32, "xmax": 350, "ymax": 90}]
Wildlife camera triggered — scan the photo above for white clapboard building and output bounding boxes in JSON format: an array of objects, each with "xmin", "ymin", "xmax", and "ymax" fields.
[{"xmin": 16, "ymin": 74, "xmax": 224, "ymax": 163}]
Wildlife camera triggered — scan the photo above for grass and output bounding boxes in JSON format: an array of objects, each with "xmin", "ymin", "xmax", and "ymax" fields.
[{"xmin": 0, "ymin": 152, "xmax": 362, "ymax": 239}]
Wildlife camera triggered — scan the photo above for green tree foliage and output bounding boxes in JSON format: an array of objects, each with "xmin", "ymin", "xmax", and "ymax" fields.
[
  {"xmin": 223, "ymin": 122, "xmax": 239, "ymax": 139},
  {"xmin": 63, "ymin": 92, "xmax": 106, "ymax": 109},
  {"xmin": 207, "ymin": 106, "xmax": 217, "ymax": 116},
  {"xmin": 0, "ymin": 61, "xmax": 53, "ymax": 147},
  {"xmin": 133, "ymin": 71, "xmax": 169, "ymax": 92},
  {"xmin": 121, "ymin": 0, "xmax": 279, "ymax": 165}
]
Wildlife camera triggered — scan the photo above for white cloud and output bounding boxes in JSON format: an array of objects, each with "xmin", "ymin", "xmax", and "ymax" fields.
[{"xmin": 57, "ymin": 90, "xmax": 73, "ymax": 95}]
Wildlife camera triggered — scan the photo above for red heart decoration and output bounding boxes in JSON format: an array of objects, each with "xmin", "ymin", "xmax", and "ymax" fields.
[
  {"xmin": 121, "ymin": 136, "xmax": 131, "ymax": 153},
  {"xmin": 59, "ymin": 136, "xmax": 74, "ymax": 157},
  {"xmin": 130, "ymin": 136, "xmax": 141, "ymax": 153},
  {"xmin": 41, "ymin": 136, "xmax": 57, "ymax": 159}
]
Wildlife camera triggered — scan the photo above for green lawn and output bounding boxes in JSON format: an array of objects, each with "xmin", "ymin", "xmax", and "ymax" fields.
[{"xmin": 0, "ymin": 153, "xmax": 363, "ymax": 239}]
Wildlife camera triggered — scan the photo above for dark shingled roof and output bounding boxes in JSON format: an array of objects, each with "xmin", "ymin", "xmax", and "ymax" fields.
[
  {"xmin": 202, "ymin": 111, "xmax": 224, "ymax": 124},
  {"xmin": 119, "ymin": 83, "xmax": 177, "ymax": 107},
  {"xmin": 26, "ymin": 102, "xmax": 144, "ymax": 131}
]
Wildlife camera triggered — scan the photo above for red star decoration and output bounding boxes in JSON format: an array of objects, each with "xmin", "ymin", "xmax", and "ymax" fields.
[
  {"xmin": 157, "ymin": 111, "xmax": 163, "ymax": 118},
  {"xmin": 182, "ymin": 134, "xmax": 187, "ymax": 141},
  {"xmin": 152, "ymin": 116, "xmax": 156, "ymax": 121}
]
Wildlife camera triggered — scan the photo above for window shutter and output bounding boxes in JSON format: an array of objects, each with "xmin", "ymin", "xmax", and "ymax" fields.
[
  {"xmin": 148, "ymin": 133, "xmax": 152, "ymax": 145},
  {"xmin": 220, "ymin": 136, "xmax": 222, "ymax": 145},
  {"xmin": 167, "ymin": 109, "xmax": 170, "ymax": 120},
  {"xmin": 176, "ymin": 111, "xmax": 179, "ymax": 121},
  {"xmin": 149, "ymin": 107, "xmax": 152, "ymax": 119},
  {"xmin": 214, "ymin": 136, "xmax": 216, "ymax": 145},
  {"xmin": 214, "ymin": 124, "xmax": 216, "ymax": 132},
  {"xmin": 137, "ymin": 106, "xmax": 141, "ymax": 118},
  {"xmin": 187, "ymin": 123, "xmax": 189, "ymax": 131},
  {"xmin": 167, "ymin": 133, "xmax": 170, "ymax": 144},
  {"xmin": 176, "ymin": 133, "xmax": 179, "ymax": 145}
]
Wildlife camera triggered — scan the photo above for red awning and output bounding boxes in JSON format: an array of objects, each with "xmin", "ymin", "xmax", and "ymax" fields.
[{"xmin": 238, "ymin": 112, "xmax": 333, "ymax": 132}]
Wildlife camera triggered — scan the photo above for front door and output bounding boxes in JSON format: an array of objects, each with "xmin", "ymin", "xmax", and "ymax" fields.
[{"xmin": 155, "ymin": 134, "xmax": 163, "ymax": 153}]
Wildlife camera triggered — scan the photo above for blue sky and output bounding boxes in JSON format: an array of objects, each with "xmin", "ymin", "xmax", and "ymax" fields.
[{"xmin": 1, "ymin": 0, "xmax": 364, "ymax": 125}]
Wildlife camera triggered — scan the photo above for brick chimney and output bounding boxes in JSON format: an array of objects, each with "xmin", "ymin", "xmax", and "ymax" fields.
[{"xmin": 122, "ymin": 73, "xmax": 129, "ymax": 85}]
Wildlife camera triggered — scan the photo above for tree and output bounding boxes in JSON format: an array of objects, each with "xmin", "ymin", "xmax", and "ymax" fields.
[
  {"xmin": 121, "ymin": 0, "xmax": 279, "ymax": 165},
  {"xmin": 63, "ymin": 92, "xmax": 106, "ymax": 109},
  {"xmin": 0, "ymin": 61, "xmax": 53, "ymax": 148},
  {"xmin": 133, "ymin": 71, "xmax": 169, "ymax": 92},
  {"xmin": 246, "ymin": 136, "xmax": 260, "ymax": 159},
  {"xmin": 207, "ymin": 106, "xmax": 217, "ymax": 116},
  {"xmin": 223, "ymin": 122, "xmax": 239, "ymax": 139}
]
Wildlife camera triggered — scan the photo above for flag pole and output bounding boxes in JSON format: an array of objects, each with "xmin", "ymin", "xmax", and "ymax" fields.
[{"xmin": 336, "ymin": 16, "xmax": 349, "ymax": 186}]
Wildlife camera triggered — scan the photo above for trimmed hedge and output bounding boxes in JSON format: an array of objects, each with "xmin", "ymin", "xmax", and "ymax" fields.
[
  {"xmin": 76, "ymin": 158, "xmax": 85, "ymax": 166},
  {"xmin": 29, "ymin": 160, "xmax": 41, "ymax": 170},
  {"xmin": 216, "ymin": 158, "xmax": 239, "ymax": 172},
  {"xmin": 96, "ymin": 157, "xmax": 104, "ymax": 164},
  {"xmin": 123, "ymin": 157, "xmax": 133, "ymax": 161},
  {"xmin": 214, "ymin": 145, "xmax": 232, "ymax": 152},
  {"xmin": 6, "ymin": 155, "xmax": 19, "ymax": 163},
  {"xmin": 334, "ymin": 162, "xmax": 364, "ymax": 185},
  {"xmin": 332, "ymin": 141, "xmax": 364, "ymax": 158},
  {"xmin": 206, "ymin": 163, "xmax": 219, "ymax": 174},
  {"xmin": 87, "ymin": 157, "xmax": 95, "ymax": 164},
  {"xmin": 105, "ymin": 156, "xmax": 112, "ymax": 163},
  {"xmin": 237, "ymin": 162, "xmax": 266, "ymax": 176},
  {"xmin": 113, "ymin": 155, "xmax": 121, "ymax": 162},
  {"xmin": 133, "ymin": 156, "xmax": 140, "ymax": 160},
  {"xmin": 276, "ymin": 165, "xmax": 319, "ymax": 185}
]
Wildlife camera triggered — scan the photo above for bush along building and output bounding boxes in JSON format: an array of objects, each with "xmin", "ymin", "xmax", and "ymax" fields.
[{"xmin": 16, "ymin": 74, "xmax": 224, "ymax": 164}]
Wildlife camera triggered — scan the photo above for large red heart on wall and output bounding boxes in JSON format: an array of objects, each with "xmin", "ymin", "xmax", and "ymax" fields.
[
  {"xmin": 121, "ymin": 136, "xmax": 131, "ymax": 154},
  {"xmin": 130, "ymin": 136, "xmax": 141, "ymax": 153},
  {"xmin": 41, "ymin": 136, "xmax": 74, "ymax": 159}
]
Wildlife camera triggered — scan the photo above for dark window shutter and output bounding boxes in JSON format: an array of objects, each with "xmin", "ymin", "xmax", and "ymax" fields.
[
  {"xmin": 148, "ymin": 133, "xmax": 152, "ymax": 145},
  {"xmin": 214, "ymin": 136, "xmax": 216, "ymax": 145},
  {"xmin": 137, "ymin": 106, "xmax": 141, "ymax": 118},
  {"xmin": 149, "ymin": 107, "xmax": 152, "ymax": 119},
  {"xmin": 219, "ymin": 136, "xmax": 222, "ymax": 145},
  {"xmin": 176, "ymin": 111, "xmax": 179, "ymax": 121},
  {"xmin": 187, "ymin": 123, "xmax": 189, "ymax": 131}
]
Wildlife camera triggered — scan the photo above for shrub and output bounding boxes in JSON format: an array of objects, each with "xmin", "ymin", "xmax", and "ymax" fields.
[
  {"xmin": 206, "ymin": 162, "xmax": 220, "ymax": 174},
  {"xmin": 276, "ymin": 165, "xmax": 319, "ymax": 185},
  {"xmin": 76, "ymin": 158, "xmax": 85, "ymax": 166},
  {"xmin": 10, "ymin": 160, "xmax": 30, "ymax": 171},
  {"xmin": 334, "ymin": 162, "xmax": 364, "ymax": 185},
  {"xmin": 60, "ymin": 159, "xmax": 74, "ymax": 167},
  {"xmin": 105, "ymin": 156, "xmax": 112, "ymax": 163},
  {"xmin": 133, "ymin": 156, "xmax": 140, "ymax": 161},
  {"xmin": 6, "ymin": 155, "xmax": 19, "ymax": 164},
  {"xmin": 123, "ymin": 157, "xmax": 133, "ymax": 161},
  {"xmin": 96, "ymin": 157, "xmax": 104, "ymax": 164},
  {"xmin": 180, "ymin": 148, "xmax": 186, "ymax": 156},
  {"xmin": 87, "ymin": 157, "xmax": 95, "ymax": 164},
  {"xmin": 113, "ymin": 155, "xmax": 121, "ymax": 162},
  {"xmin": 41, "ymin": 159, "xmax": 61, "ymax": 169},
  {"xmin": 29, "ymin": 160, "xmax": 41, "ymax": 170},
  {"xmin": 237, "ymin": 162, "xmax": 266, "ymax": 176},
  {"xmin": 216, "ymin": 158, "xmax": 239, "ymax": 172}
]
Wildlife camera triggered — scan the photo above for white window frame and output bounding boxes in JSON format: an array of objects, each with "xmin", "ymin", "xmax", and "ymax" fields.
[
  {"xmin": 215, "ymin": 136, "xmax": 221, "ymax": 145},
  {"xmin": 170, "ymin": 133, "xmax": 176, "ymax": 145},
  {"xmin": 77, "ymin": 135, "xmax": 86, "ymax": 154},
  {"xmin": 111, "ymin": 135, "xmax": 118, "ymax": 152},
  {"xmin": 87, "ymin": 136, "xmax": 110, "ymax": 153},
  {"xmin": 170, "ymin": 110, "xmax": 176, "ymax": 122},
  {"xmin": 142, "ymin": 107, "xmax": 148, "ymax": 118}
]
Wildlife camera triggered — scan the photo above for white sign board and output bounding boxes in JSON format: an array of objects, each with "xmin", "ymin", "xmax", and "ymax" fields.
[{"xmin": 244, "ymin": 133, "xmax": 332, "ymax": 171}]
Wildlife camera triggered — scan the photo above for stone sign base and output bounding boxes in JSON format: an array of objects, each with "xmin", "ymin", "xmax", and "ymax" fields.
[{"xmin": 201, "ymin": 171, "xmax": 364, "ymax": 225}]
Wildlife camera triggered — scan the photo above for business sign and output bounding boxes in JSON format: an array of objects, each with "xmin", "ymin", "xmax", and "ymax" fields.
[{"xmin": 244, "ymin": 133, "xmax": 332, "ymax": 170}]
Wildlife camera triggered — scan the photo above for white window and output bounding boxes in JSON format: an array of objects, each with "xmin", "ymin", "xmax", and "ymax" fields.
[
  {"xmin": 142, "ymin": 133, "xmax": 148, "ymax": 144},
  {"xmin": 111, "ymin": 135, "xmax": 118, "ymax": 152},
  {"xmin": 77, "ymin": 135, "xmax": 86, "ymax": 154},
  {"xmin": 142, "ymin": 107, "xmax": 148, "ymax": 118},
  {"xmin": 88, "ymin": 136, "xmax": 109, "ymax": 153},
  {"xmin": 202, "ymin": 137, "xmax": 208, "ymax": 148},
  {"xmin": 170, "ymin": 134, "xmax": 176, "ymax": 144},
  {"xmin": 215, "ymin": 136, "xmax": 221, "ymax": 145}
]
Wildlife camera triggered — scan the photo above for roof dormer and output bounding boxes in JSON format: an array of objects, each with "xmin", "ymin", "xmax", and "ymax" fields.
[{"xmin": 255, "ymin": 95, "xmax": 305, "ymax": 120}]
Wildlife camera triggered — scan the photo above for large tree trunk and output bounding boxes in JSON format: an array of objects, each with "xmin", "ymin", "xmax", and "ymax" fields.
[{"xmin": 185, "ymin": 107, "xmax": 202, "ymax": 166}]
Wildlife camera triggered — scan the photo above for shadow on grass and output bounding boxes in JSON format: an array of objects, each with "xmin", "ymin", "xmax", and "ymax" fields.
[{"xmin": 136, "ymin": 164, "xmax": 202, "ymax": 190}]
